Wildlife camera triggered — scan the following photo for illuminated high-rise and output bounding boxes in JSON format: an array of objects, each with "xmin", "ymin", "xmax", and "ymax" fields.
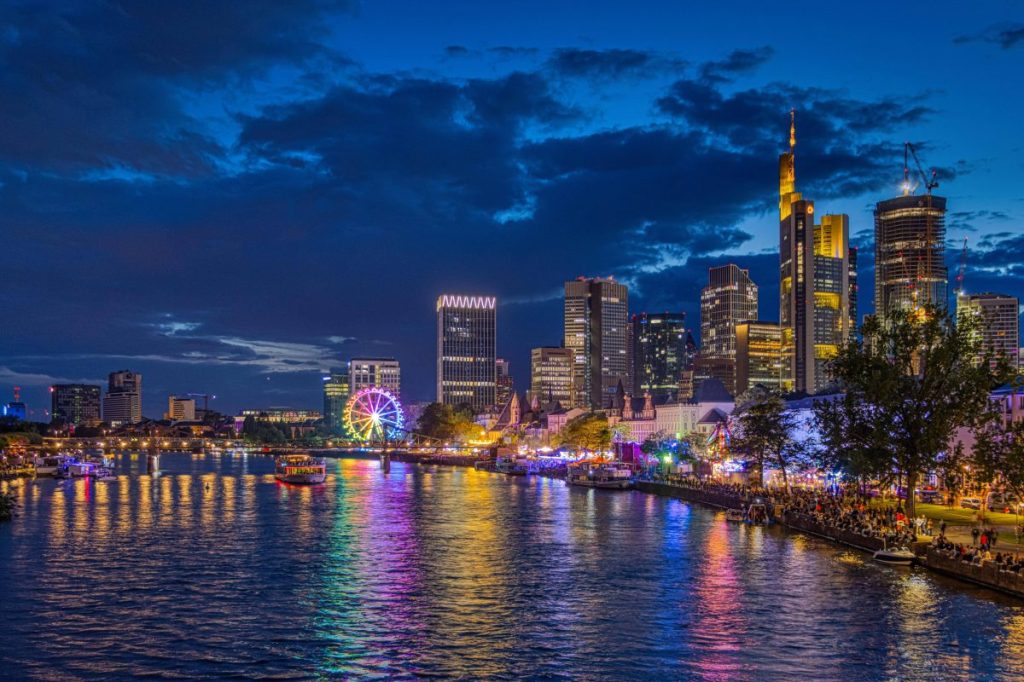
[
  {"xmin": 530, "ymin": 347, "xmax": 572, "ymax": 406},
  {"xmin": 349, "ymin": 358, "xmax": 400, "ymax": 394},
  {"xmin": 495, "ymin": 358, "xmax": 514, "ymax": 406},
  {"xmin": 957, "ymin": 293, "xmax": 1020, "ymax": 369},
  {"xmin": 437, "ymin": 294, "xmax": 497, "ymax": 411},
  {"xmin": 779, "ymin": 113, "xmax": 855, "ymax": 394},
  {"xmin": 699, "ymin": 264, "xmax": 757, "ymax": 395},
  {"xmin": 564, "ymin": 277, "xmax": 629, "ymax": 409},
  {"xmin": 103, "ymin": 369, "xmax": 142, "ymax": 426},
  {"xmin": 735, "ymin": 321, "xmax": 783, "ymax": 395},
  {"xmin": 322, "ymin": 367, "xmax": 350, "ymax": 435},
  {"xmin": 51, "ymin": 384, "xmax": 102, "ymax": 426},
  {"xmin": 631, "ymin": 312, "xmax": 693, "ymax": 400},
  {"xmin": 875, "ymin": 194, "xmax": 947, "ymax": 321}
]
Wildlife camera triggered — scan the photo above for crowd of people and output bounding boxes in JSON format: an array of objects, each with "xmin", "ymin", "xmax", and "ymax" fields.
[{"xmin": 932, "ymin": 536, "xmax": 1024, "ymax": 573}]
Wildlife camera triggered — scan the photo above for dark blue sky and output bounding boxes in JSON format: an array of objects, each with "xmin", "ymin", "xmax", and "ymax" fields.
[{"xmin": 2, "ymin": 1, "xmax": 1022, "ymax": 418}]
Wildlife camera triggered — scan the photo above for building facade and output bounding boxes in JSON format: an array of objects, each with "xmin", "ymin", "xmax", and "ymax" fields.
[
  {"xmin": 631, "ymin": 312, "xmax": 692, "ymax": 401},
  {"xmin": 874, "ymin": 194, "xmax": 948, "ymax": 321},
  {"xmin": 735, "ymin": 321, "xmax": 783, "ymax": 395},
  {"xmin": 495, "ymin": 358, "xmax": 514, "ymax": 407},
  {"xmin": 564, "ymin": 277, "xmax": 629, "ymax": 409},
  {"xmin": 530, "ymin": 347, "xmax": 573, "ymax": 406},
  {"xmin": 349, "ymin": 357, "xmax": 401, "ymax": 394},
  {"xmin": 165, "ymin": 396, "xmax": 196, "ymax": 421},
  {"xmin": 103, "ymin": 369, "xmax": 142, "ymax": 426},
  {"xmin": 957, "ymin": 292, "xmax": 1020, "ymax": 369},
  {"xmin": 436, "ymin": 294, "xmax": 497, "ymax": 411},
  {"xmin": 322, "ymin": 367, "xmax": 350, "ymax": 435},
  {"xmin": 699, "ymin": 264, "xmax": 757, "ymax": 396},
  {"xmin": 779, "ymin": 116, "xmax": 854, "ymax": 394},
  {"xmin": 51, "ymin": 384, "xmax": 102, "ymax": 426}
]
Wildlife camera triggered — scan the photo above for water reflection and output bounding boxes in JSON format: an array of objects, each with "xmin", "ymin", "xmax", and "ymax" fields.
[{"xmin": 2, "ymin": 453, "xmax": 1024, "ymax": 680}]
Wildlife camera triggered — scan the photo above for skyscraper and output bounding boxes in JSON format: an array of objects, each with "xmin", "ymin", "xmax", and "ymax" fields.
[
  {"xmin": 874, "ymin": 193, "xmax": 947, "ymax": 321},
  {"xmin": 165, "ymin": 396, "xmax": 196, "ymax": 421},
  {"xmin": 631, "ymin": 312, "xmax": 692, "ymax": 401},
  {"xmin": 699, "ymin": 264, "xmax": 757, "ymax": 396},
  {"xmin": 437, "ymin": 294, "xmax": 497, "ymax": 411},
  {"xmin": 530, "ymin": 347, "xmax": 573, "ymax": 407},
  {"xmin": 495, "ymin": 358, "xmax": 514, "ymax": 406},
  {"xmin": 779, "ymin": 113, "xmax": 855, "ymax": 394},
  {"xmin": 51, "ymin": 384, "xmax": 102, "ymax": 426},
  {"xmin": 957, "ymin": 293, "xmax": 1020, "ymax": 369},
  {"xmin": 735, "ymin": 321, "xmax": 783, "ymax": 395},
  {"xmin": 564, "ymin": 277, "xmax": 629, "ymax": 409},
  {"xmin": 322, "ymin": 367, "xmax": 349, "ymax": 434},
  {"xmin": 349, "ymin": 358, "xmax": 400, "ymax": 394},
  {"xmin": 103, "ymin": 369, "xmax": 142, "ymax": 426}
]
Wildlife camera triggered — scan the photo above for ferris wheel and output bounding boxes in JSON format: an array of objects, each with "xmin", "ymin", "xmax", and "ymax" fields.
[{"xmin": 343, "ymin": 387, "xmax": 405, "ymax": 443}]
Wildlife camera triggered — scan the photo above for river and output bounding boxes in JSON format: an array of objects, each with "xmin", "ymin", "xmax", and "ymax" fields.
[{"xmin": 2, "ymin": 452, "xmax": 1024, "ymax": 680}]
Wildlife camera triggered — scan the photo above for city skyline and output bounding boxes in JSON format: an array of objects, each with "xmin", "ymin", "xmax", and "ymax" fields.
[{"xmin": 2, "ymin": 2, "xmax": 1023, "ymax": 415}]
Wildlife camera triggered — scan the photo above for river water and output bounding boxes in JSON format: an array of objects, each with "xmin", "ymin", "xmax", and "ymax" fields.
[{"xmin": 2, "ymin": 453, "xmax": 1024, "ymax": 681}]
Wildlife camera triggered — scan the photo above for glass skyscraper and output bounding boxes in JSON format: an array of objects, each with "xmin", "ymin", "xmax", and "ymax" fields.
[
  {"xmin": 631, "ymin": 312, "xmax": 692, "ymax": 401},
  {"xmin": 436, "ymin": 294, "xmax": 497, "ymax": 411},
  {"xmin": 564, "ymin": 277, "xmax": 629, "ymax": 409}
]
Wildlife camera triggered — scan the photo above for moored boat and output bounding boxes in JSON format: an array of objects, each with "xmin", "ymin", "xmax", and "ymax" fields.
[
  {"xmin": 494, "ymin": 455, "xmax": 527, "ymax": 476},
  {"xmin": 873, "ymin": 546, "xmax": 916, "ymax": 565},
  {"xmin": 34, "ymin": 454, "xmax": 72, "ymax": 477},
  {"xmin": 274, "ymin": 454, "xmax": 327, "ymax": 484},
  {"xmin": 725, "ymin": 509, "xmax": 745, "ymax": 522},
  {"xmin": 565, "ymin": 461, "xmax": 633, "ymax": 489}
]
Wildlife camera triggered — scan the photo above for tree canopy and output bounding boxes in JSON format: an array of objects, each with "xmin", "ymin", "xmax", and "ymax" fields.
[
  {"xmin": 560, "ymin": 413, "xmax": 612, "ymax": 452},
  {"xmin": 813, "ymin": 305, "xmax": 1012, "ymax": 515},
  {"xmin": 415, "ymin": 403, "xmax": 480, "ymax": 443},
  {"xmin": 732, "ymin": 388, "xmax": 805, "ymax": 489}
]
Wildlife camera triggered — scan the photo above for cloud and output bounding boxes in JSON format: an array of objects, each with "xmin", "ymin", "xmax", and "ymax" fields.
[
  {"xmin": 948, "ymin": 210, "xmax": 1012, "ymax": 233},
  {"xmin": 955, "ymin": 23, "xmax": 1024, "ymax": 49},
  {"xmin": 0, "ymin": 366, "xmax": 105, "ymax": 387},
  {"xmin": 698, "ymin": 46, "xmax": 774, "ymax": 82},
  {"xmin": 546, "ymin": 48, "xmax": 686, "ymax": 80}
]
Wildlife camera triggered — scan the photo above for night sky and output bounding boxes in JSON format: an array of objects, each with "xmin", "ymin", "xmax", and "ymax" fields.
[{"xmin": 2, "ymin": 1, "xmax": 1022, "ymax": 418}]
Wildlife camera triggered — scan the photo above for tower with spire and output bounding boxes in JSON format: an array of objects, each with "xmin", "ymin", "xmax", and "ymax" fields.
[{"xmin": 778, "ymin": 111, "xmax": 856, "ymax": 394}]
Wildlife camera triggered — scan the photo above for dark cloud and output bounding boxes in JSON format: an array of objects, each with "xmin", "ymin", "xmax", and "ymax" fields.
[
  {"xmin": 955, "ymin": 23, "xmax": 1024, "ymax": 49},
  {"xmin": 546, "ymin": 48, "xmax": 686, "ymax": 80},
  {"xmin": 948, "ymin": 210, "xmax": 1012, "ymax": 232},
  {"xmin": 698, "ymin": 46, "xmax": 774, "ymax": 82}
]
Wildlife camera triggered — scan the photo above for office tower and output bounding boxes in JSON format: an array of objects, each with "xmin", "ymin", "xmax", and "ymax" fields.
[
  {"xmin": 848, "ymin": 246, "xmax": 859, "ymax": 336},
  {"xmin": 957, "ymin": 293, "xmax": 1020, "ymax": 369},
  {"xmin": 530, "ymin": 347, "xmax": 572, "ymax": 406},
  {"xmin": 495, "ymin": 358, "xmax": 514, "ymax": 406},
  {"xmin": 735, "ymin": 321, "xmax": 783, "ymax": 395},
  {"xmin": 564, "ymin": 277, "xmax": 629, "ymax": 409},
  {"xmin": 631, "ymin": 312, "xmax": 692, "ymax": 400},
  {"xmin": 874, "ymin": 194, "xmax": 947, "ymax": 321},
  {"xmin": 779, "ymin": 114, "xmax": 855, "ymax": 394},
  {"xmin": 322, "ymin": 367, "xmax": 350, "ymax": 435},
  {"xmin": 699, "ymin": 265, "xmax": 757, "ymax": 395},
  {"xmin": 103, "ymin": 370, "xmax": 142, "ymax": 426},
  {"xmin": 50, "ymin": 384, "xmax": 102, "ymax": 426},
  {"xmin": 165, "ymin": 396, "xmax": 196, "ymax": 421},
  {"xmin": 349, "ymin": 358, "xmax": 401, "ymax": 394},
  {"xmin": 437, "ymin": 294, "xmax": 497, "ymax": 411}
]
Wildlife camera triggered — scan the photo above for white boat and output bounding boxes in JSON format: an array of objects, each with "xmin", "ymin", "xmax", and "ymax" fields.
[
  {"xmin": 54, "ymin": 459, "xmax": 96, "ymax": 478},
  {"xmin": 494, "ymin": 455, "xmax": 527, "ymax": 476},
  {"xmin": 725, "ymin": 509, "xmax": 745, "ymax": 522},
  {"xmin": 873, "ymin": 547, "xmax": 916, "ymax": 565},
  {"xmin": 274, "ymin": 455, "xmax": 327, "ymax": 484},
  {"xmin": 565, "ymin": 461, "xmax": 633, "ymax": 489},
  {"xmin": 94, "ymin": 467, "xmax": 117, "ymax": 482},
  {"xmin": 34, "ymin": 454, "xmax": 72, "ymax": 477}
]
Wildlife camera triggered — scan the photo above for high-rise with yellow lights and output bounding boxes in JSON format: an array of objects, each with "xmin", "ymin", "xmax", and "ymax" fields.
[{"xmin": 779, "ymin": 112, "xmax": 856, "ymax": 394}]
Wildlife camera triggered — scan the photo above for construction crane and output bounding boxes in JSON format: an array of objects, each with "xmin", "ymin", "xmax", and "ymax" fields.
[
  {"xmin": 187, "ymin": 393, "xmax": 215, "ymax": 414},
  {"xmin": 903, "ymin": 141, "xmax": 939, "ymax": 196},
  {"xmin": 902, "ymin": 142, "xmax": 940, "ymax": 314}
]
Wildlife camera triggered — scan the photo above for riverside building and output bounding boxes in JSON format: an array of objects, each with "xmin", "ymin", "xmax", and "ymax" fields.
[
  {"xmin": 564, "ymin": 277, "xmax": 629, "ymax": 409},
  {"xmin": 50, "ymin": 384, "xmax": 102, "ymax": 427},
  {"xmin": 436, "ymin": 294, "xmax": 497, "ymax": 411}
]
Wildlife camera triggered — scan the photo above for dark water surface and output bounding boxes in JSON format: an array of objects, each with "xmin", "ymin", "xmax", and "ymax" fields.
[{"xmin": 3, "ymin": 453, "xmax": 1024, "ymax": 681}]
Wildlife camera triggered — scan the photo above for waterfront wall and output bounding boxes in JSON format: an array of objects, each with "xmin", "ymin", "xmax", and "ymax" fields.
[
  {"xmin": 780, "ymin": 512, "xmax": 885, "ymax": 552},
  {"xmin": 635, "ymin": 481, "xmax": 742, "ymax": 510},
  {"xmin": 921, "ymin": 549, "xmax": 1024, "ymax": 599}
]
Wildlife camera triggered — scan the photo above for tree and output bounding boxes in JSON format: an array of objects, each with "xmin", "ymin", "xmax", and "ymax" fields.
[
  {"xmin": 560, "ymin": 413, "xmax": 612, "ymax": 452},
  {"xmin": 731, "ymin": 389, "xmax": 804, "ymax": 490},
  {"xmin": 416, "ymin": 403, "xmax": 478, "ymax": 443},
  {"xmin": 971, "ymin": 408, "xmax": 1024, "ymax": 512},
  {"xmin": 814, "ymin": 305, "xmax": 1012, "ymax": 516}
]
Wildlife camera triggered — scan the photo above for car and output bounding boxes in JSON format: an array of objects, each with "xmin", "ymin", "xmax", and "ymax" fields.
[
  {"xmin": 987, "ymin": 493, "xmax": 1021, "ymax": 512},
  {"xmin": 917, "ymin": 489, "xmax": 942, "ymax": 503},
  {"xmin": 960, "ymin": 497, "xmax": 982, "ymax": 510}
]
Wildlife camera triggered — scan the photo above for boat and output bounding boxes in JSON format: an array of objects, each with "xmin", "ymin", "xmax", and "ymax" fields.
[
  {"xmin": 725, "ymin": 509, "xmax": 746, "ymax": 522},
  {"xmin": 54, "ymin": 458, "xmax": 96, "ymax": 479},
  {"xmin": 494, "ymin": 455, "xmax": 527, "ymax": 476},
  {"xmin": 565, "ymin": 461, "xmax": 633, "ymax": 489},
  {"xmin": 34, "ymin": 454, "xmax": 72, "ymax": 477},
  {"xmin": 744, "ymin": 498, "xmax": 773, "ymax": 525},
  {"xmin": 274, "ymin": 454, "xmax": 327, "ymax": 484},
  {"xmin": 94, "ymin": 467, "xmax": 118, "ymax": 482},
  {"xmin": 873, "ymin": 546, "xmax": 916, "ymax": 565}
]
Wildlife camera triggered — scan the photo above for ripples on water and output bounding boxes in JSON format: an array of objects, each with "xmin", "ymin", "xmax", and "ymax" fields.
[{"xmin": 2, "ymin": 453, "xmax": 1024, "ymax": 681}]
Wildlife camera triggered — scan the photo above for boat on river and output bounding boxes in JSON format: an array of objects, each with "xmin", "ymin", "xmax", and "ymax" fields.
[
  {"xmin": 565, "ymin": 461, "xmax": 633, "ymax": 489},
  {"xmin": 725, "ymin": 509, "xmax": 745, "ymax": 522},
  {"xmin": 494, "ymin": 455, "xmax": 527, "ymax": 476},
  {"xmin": 274, "ymin": 455, "xmax": 327, "ymax": 484},
  {"xmin": 54, "ymin": 458, "xmax": 96, "ymax": 479},
  {"xmin": 873, "ymin": 546, "xmax": 916, "ymax": 565},
  {"xmin": 33, "ymin": 454, "xmax": 72, "ymax": 477}
]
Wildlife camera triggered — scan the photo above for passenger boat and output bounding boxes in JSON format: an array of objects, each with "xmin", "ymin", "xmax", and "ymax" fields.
[
  {"xmin": 565, "ymin": 461, "xmax": 633, "ymax": 489},
  {"xmin": 725, "ymin": 509, "xmax": 746, "ymax": 522},
  {"xmin": 745, "ymin": 499, "xmax": 772, "ymax": 525},
  {"xmin": 34, "ymin": 454, "xmax": 72, "ymax": 477},
  {"xmin": 873, "ymin": 546, "xmax": 916, "ymax": 565},
  {"xmin": 274, "ymin": 454, "xmax": 327, "ymax": 484},
  {"xmin": 494, "ymin": 455, "xmax": 527, "ymax": 476},
  {"xmin": 54, "ymin": 458, "xmax": 96, "ymax": 479}
]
